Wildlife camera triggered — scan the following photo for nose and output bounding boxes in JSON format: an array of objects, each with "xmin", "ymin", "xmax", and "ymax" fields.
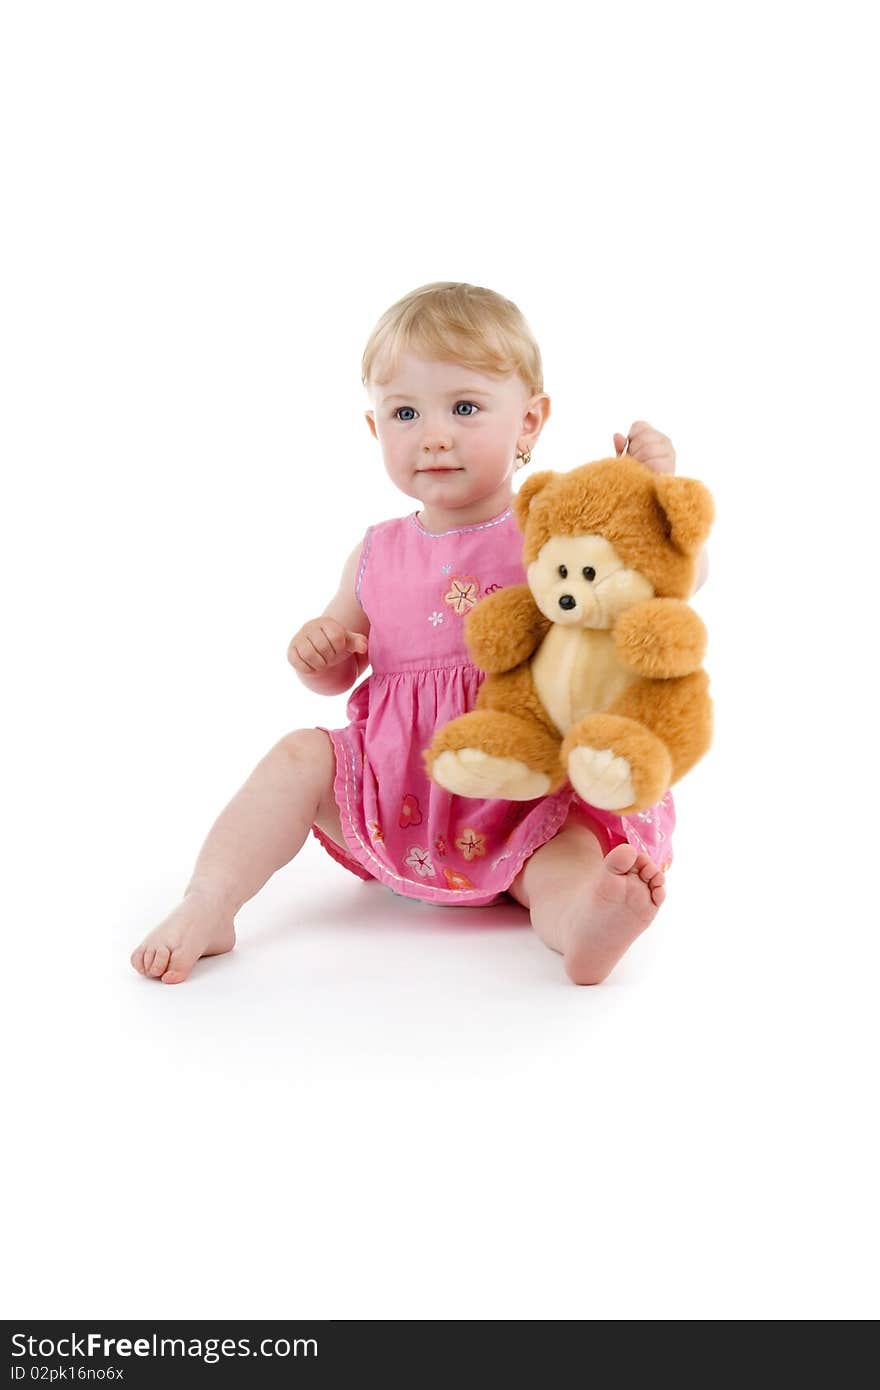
[
  {"xmin": 421, "ymin": 416, "xmax": 454, "ymax": 452},
  {"xmin": 558, "ymin": 594, "xmax": 576, "ymax": 610}
]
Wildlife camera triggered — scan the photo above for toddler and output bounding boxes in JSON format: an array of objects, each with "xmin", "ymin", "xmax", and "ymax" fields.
[{"xmin": 131, "ymin": 281, "xmax": 704, "ymax": 987}]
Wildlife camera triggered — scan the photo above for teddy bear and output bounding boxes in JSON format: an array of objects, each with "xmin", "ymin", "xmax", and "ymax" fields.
[{"xmin": 424, "ymin": 455, "xmax": 713, "ymax": 815}]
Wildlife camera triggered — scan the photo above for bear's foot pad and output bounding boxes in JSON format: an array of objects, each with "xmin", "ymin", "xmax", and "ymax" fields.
[
  {"xmin": 432, "ymin": 748, "xmax": 552, "ymax": 800},
  {"xmin": 567, "ymin": 746, "xmax": 634, "ymax": 811}
]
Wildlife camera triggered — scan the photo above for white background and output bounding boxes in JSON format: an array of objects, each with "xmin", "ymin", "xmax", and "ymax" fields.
[{"xmin": 2, "ymin": 0, "xmax": 878, "ymax": 1320}]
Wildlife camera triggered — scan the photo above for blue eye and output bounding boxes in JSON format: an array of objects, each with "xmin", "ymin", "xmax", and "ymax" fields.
[{"xmin": 392, "ymin": 401, "xmax": 480, "ymax": 421}]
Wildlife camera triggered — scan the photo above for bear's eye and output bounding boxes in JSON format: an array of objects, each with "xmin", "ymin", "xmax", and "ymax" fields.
[
  {"xmin": 558, "ymin": 565, "xmax": 568, "ymax": 579},
  {"xmin": 582, "ymin": 567, "xmax": 596, "ymax": 582}
]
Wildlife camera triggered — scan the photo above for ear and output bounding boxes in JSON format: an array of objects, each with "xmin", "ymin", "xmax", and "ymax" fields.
[
  {"xmin": 512, "ymin": 470, "xmax": 556, "ymax": 530},
  {"xmin": 653, "ymin": 474, "xmax": 714, "ymax": 555}
]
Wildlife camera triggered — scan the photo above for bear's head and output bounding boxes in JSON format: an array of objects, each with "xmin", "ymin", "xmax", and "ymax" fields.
[{"xmin": 513, "ymin": 456, "xmax": 713, "ymax": 630}]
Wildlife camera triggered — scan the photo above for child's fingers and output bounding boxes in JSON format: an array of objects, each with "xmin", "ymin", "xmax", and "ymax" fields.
[
  {"xmin": 627, "ymin": 422, "xmax": 657, "ymax": 446},
  {"xmin": 636, "ymin": 451, "xmax": 676, "ymax": 475},
  {"xmin": 309, "ymin": 621, "xmax": 366, "ymax": 662},
  {"xmin": 301, "ymin": 635, "xmax": 328, "ymax": 668},
  {"xmin": 316, "ymin": 619, "xmax": 362, "ymax": 664},
  {"xmin": 312, "ymin": 629, "xmax": 338, "ymax": 661},
  {"xmin": 627, "ymin": 432, "xmax": 654, "ymax": 456},
  {"xmin": 290, "ymin": 631, "xmax": 356, "ymax": 671},
  {"xmin": 287, "ymin": 632, "xmax": 316, "ymax": 671},
  {"xmin": 289, "ymin": 620, "xmax": 366, "ymax": 672},
  {"xmin": 304, "ymin": 625, "xmax": 340, "ymax": 666},
  {"xmin": 628, "ymin": 423, "xmax": 672, "ymax": 452},
  {"xmin": 317, "ymin": 619, "xmax": 347, "ymax": 654},
  {"xmin": 290, "ymin": 647, "xmax": 316, "ymax": 673}
]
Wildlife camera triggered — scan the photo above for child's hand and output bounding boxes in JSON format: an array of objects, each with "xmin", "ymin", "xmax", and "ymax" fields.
[
  {"xmin": 613, "ymin": 421, "xmax": 676, "ymax": 474},
  {"xmin": 288, "ymin": 618, "xmax": 368, "ymax": 676}
]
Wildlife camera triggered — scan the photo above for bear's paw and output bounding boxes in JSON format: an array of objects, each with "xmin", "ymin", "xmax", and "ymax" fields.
[
  {"xmin": 431, "ymin": 748, "xmax": 552, "ymax": 801},
  {"xmin": 567, "ymin": 745, "xmax": 635, "ymax": 811}
]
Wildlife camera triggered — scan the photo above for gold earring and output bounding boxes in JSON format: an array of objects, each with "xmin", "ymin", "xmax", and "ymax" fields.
[{"xmin": 515, "ymin": 447, "xmax": 531, "ymax": 471}]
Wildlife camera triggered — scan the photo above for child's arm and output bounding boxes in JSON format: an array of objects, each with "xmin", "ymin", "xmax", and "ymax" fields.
[{"xmin": 288, "ymin": 540, "xmax": 371, "ymax": 696}]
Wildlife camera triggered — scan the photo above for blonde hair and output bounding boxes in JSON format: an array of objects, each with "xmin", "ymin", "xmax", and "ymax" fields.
[{"xmin": 361, "ymin": 281, "xmax": 544, "ymax": 398}]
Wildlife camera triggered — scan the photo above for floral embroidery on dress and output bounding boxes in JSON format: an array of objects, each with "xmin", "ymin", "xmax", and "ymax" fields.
[
  {"xmin": 444, "ymin": 576, "xmax": 480, "ymax": 615},
  {"xmin": 367, "ymin": 819, "xmax": 384, "ymax": 843},
  {"xmin": 443, "ymin": 867, "xmax": 474, "ymax": 890},
  {"xmin": 441, "ymin": 562, "xmax": 453, "ymax": 574},
  {"xmin": 405, "ymin": 846, "xmax": 435, "ymax": 877},
  {"xmin": 434, "ymin": 836, "xmax": 448, "ymax": 857},
  {"xmin": 428, "ymin": 610, "xmax": 444, "ymax": 627},
  {"xmin": 455, "ymin": 828, "xmax": 487, "ymax": 861},
  {"xmin": 483, "ymin": 582, "xmax": 503, "ymax": 595},
  {"xmin": 399, "ymin": 794, "xmax": 422, "ymax": 829}
]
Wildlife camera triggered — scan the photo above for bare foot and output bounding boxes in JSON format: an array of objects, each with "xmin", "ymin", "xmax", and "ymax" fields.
[
  {"xmin": 563, "ymin": 843, "xmax": 665, "ymax": 985},
  {"xmin": 130, "ymin": 887, "xmax": 236, "ymax": 985}
]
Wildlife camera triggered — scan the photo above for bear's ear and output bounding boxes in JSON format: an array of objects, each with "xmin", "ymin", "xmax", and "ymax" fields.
[
  {"xmin": 653, "ymin": 474, "xmax": 714, "ymax": 555},
  {"xmin": 512, "ymin": 470, "xmax": 556, "ymax": 530}
]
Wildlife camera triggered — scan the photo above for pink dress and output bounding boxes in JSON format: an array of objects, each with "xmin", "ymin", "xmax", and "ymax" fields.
[{"xmin": 312, "ymin": 505, "xmax": 675, "ymax": 906}]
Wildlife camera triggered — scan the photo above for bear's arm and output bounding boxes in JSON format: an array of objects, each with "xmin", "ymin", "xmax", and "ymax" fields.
[
  {"xmin": 613, "ymin": 598, "xmax": 707, "ymax": 679},
  {"xmin": 464, "ymin": 585, "xmax": 552, "ymax": 673}
]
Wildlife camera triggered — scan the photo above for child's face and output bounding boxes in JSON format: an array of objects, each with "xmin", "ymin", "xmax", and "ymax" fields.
[{"xmin": 365, "ymin": 352, "xmax": 549, "ymax": 513}]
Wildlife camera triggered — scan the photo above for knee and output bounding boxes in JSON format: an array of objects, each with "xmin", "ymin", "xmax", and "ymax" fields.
[{"xmin": 274, "ymin": 728, "xmax": 334, "ymax": 775}]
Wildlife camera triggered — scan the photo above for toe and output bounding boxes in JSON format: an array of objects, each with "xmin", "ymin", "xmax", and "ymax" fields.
[
  {"xmin": 161, "ymin": 945, "xmax": 197, "ymax": 985},
  {"xmin": 147, "ymin": 945, "xmax": 170, "ymax": 978},
  {"xmin": 650, "ymin": 881, "xmax": 667, "ymax": 907},
  {"xmin": 130, "ymin": 947, "xmax": 147, "ymax": 975},
  {"xmin": 635, "ymin": 853, "xmax": 660, "ymax": 882},
  {"xmin": 604, "ymin": 844, "xmax": 638, "ymax": 875}
]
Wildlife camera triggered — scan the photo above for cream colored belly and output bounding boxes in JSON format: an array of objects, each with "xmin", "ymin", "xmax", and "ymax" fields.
[{"xmin": 532, "ymin": 626, "xmax": 637, "ymax": 734}]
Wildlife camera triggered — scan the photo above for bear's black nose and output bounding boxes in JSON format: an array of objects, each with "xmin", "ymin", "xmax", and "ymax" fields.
[{"xmin": 558, "ymin": 594, "xmax": 576, "ymax": 610}]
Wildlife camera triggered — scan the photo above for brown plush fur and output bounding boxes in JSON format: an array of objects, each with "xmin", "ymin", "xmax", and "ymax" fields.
[
  {"xmin": 612, "ymin": 598, "xmax": 707, "ymax": 679},
  {"xmin": 465, "ymin": 583, "xmax": 552, "ymax": 673},
  {"xmin": 517, "ymin": 456, "xmax": 712, "ymax": 596},
  {"xmin": 424, "ymin": 456, "xmax": 714, "ymax": 815}
]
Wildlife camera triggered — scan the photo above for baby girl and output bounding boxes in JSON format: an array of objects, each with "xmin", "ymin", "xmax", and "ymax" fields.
[{"xmin": 131, "ymin": 281, "xmax": 705, "ymax": 987}]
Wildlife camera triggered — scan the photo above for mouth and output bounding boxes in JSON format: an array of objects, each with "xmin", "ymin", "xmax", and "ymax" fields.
[{"xmin": 417, "ymin": 466, "xmax": 463, "ymax": 473}]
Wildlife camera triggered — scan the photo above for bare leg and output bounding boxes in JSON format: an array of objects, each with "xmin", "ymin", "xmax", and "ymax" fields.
[
  {"xmin": 130, "ymin": 729, "xmax": 343, "ymax": 985},
  {"xmin": 507, "ymin": 813, "xmax": 666, "ymax": 984}
]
